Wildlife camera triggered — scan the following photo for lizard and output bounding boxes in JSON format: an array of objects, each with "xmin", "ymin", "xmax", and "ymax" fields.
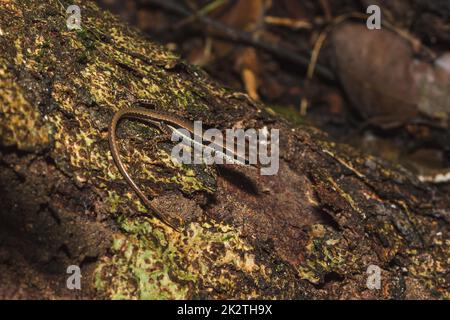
[{"xmin": 108, "ymin": 100, "xmax": 254, "ymax": 231}]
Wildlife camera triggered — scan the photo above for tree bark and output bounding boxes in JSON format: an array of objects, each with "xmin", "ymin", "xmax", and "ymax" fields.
[{"xmin": 0, "ymin": 0, "xmax": 448, "ymax": 299}]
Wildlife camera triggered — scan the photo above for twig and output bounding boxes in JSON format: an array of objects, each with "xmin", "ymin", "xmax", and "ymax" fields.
[
  {"xmin": 142, "ymin": 0, "xmax": 336, "ymax": 82},
  {"xmin": 264, "ymin": 16, "xmax": 313, "ymax": 30},
  {"xmin": 301, "ymin": 12, "xmax": 366, "ymax": 115},
  {"xmin": 174, "ymin": 0, "xmax": 229, "ymax": 30}
]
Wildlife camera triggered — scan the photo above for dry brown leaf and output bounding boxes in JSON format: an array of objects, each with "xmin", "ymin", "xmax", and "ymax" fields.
[
  {"xmin": 330, "ymin": 23, "xmax": 450, "ymax": 128},
  {"xmin": 220, "ymin": 0, "xmax": 270, "ymax": 30},
  {"xmin": 235, "ymin": 47, "xmax": 260, "ymax": 100}
]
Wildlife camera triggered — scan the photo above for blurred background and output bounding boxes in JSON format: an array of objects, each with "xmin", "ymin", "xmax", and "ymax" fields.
[{"xmin": 94, "ymin": 0, "xmax": 450, "ymax": 190}]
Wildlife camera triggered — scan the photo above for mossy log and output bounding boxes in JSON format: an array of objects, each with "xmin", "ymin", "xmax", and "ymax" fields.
[{"xmin": 0, "ymin": 0, "xmax": 448, "ymax": 299}]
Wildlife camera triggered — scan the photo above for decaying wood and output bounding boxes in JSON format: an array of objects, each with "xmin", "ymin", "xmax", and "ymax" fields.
[{"xmin": 0, "ymin": 0, "xmax": 448, "ymax": 299}]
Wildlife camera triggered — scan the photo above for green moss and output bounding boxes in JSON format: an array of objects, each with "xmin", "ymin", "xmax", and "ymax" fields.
[
  {"xmin": 297, "ymin": 224, "xmax": 358, "ymax": 284},
  {"xmin": 95, "ymin": 217, "xmax": 300, "ymax": 299},
  {"xmin": 267, "ymin": 104, "xmax": 306, "ymax": 125}
]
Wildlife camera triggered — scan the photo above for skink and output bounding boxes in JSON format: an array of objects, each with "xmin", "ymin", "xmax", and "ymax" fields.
[{"xmin": 109, "ymin": 101, "xmax": 250, "ymax": 231}]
